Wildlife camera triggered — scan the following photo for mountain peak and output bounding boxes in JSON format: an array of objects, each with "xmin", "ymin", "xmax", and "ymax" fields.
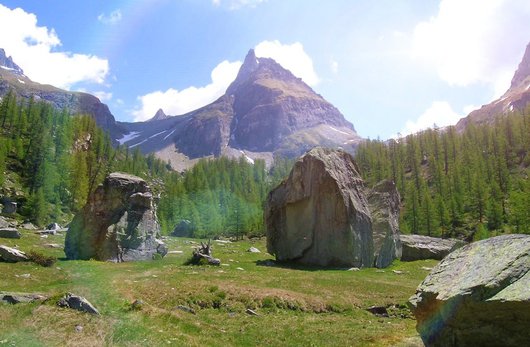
[
  {"xmin": 510, "ymin": 42, "xmax": 530, "ymax": 90},
  {"xmin": 0, "ymin": 48, "xmax": 24, "ymax": 76},
  {"xmin": 148, "ymin": 108, "xmax": 168, "ymax": 122}
]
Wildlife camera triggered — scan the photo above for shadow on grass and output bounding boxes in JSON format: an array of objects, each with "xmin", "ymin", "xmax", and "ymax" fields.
[{"xmin": 255, "ymin": 259, "xmax": 356, "ymax": 272}]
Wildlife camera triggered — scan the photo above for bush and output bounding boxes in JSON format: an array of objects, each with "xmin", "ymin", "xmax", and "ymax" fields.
[{"xmin": 28, "ymin": 250, "xmax": 57, "ymax": 267}]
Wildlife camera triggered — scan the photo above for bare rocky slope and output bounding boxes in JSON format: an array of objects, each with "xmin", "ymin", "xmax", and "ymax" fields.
[
  {"xmin": 456, "ymin": 42, "xmax": 530, "ymax": 130},
  {"xmin": 118, "ymin": 50, "xmax": 362, "ymax": 170}
]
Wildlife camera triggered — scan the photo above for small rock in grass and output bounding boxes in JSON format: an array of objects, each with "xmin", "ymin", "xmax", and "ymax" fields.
[
  {"xmin": 175, "ymin": 305, "xmax": 196, "ymax": 315},
  {"xmin": 75, "ymin": 325, "xmax": 83, "ymax": 333},
  {"xmin": 57, "ymin": 293, "xmax": 100, "ymax": 315},
  {"xmin": 236, "ymin": 267, "xmax": 244, "ymax": 271},
  {"xmin": 131, "ymin": 299, "xmax": 144, "ymax": 310},
  {"xmin": 247, "ymin": 247, "xmax": 261, "ymax": 253},
  {"xmin": 420, "ymin": 266, "xmax": 432, "ymax": 271},
  {"xmin": 392, "ymin": 270, "xmax": 404, "ymax": 274},
  {"xmin": 246, "ymin": 308, "xmax": 259, "ymax": 316},
  {"xmin": 347, "ymin": 267, "xmax": 360, "ymax": 271},
  {"xmin": 366, "ymin": 306, "xmax": 389, "ymax": 317}
]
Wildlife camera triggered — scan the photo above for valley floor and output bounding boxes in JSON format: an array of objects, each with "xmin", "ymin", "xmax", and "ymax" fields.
[{"xmin": 0, "ymin": 231, "xmax": 435, "ymax": 346}]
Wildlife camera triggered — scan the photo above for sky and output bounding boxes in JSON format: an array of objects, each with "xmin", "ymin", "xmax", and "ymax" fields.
[{"xmin": 0, "ymin": 0, "xmax": 529, "ymax": 139}]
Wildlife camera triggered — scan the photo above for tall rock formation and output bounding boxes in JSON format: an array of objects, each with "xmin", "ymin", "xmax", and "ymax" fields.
[
  {"xmin": 265, "ymin": 147, "xmax": 401, "ymax": 268},
  {"xmin": 64, "ymin": 172, "xmax": 167, "ymax": 262},
  {"xmin": 118, "ymin": 49, "xmax": 361, "ymax": 170},
  {"xmin": 0, "ymin": 48, "xmax": 125, "ymax": 140},
  {"xmin": 456, "ymin": 42, "xmax": 530, "ymax": 130}
]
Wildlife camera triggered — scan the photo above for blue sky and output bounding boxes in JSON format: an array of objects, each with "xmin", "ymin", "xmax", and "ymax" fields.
[{"xmin": 0, "ymin": 0, "xmax": 529, "ymax": 139}]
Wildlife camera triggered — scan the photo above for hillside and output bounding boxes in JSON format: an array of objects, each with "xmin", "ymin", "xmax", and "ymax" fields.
[
  {"xmin": 118, "ymin": 50, "xmax": 361, "ymax": 171},
  {"xmin": 0, "ymin": 48, "xmax": 126, "ymax": 141}
]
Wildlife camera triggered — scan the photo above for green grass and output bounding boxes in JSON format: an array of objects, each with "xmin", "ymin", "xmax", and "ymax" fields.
[{"xmin": 0, "ymin": 230, "xmax": 434, "ymax": 346}]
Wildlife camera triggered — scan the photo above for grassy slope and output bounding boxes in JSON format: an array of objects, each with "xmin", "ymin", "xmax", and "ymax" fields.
[{"xmin": 0, "ymin": 231, "xmax": 435, "ymax": 346}]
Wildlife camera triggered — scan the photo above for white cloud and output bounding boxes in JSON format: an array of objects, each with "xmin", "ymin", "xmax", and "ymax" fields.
[
  {"xmin": 92, "ymin": 91, "xmax": 113, "ymax": 102},
  {"xmin": 330, "ymin": 59, "xmax": 339, "ymax": 74},
  {"xmin": 412, "ymin": 0, "xmax": 530, "ymax": 97},
  {"xmin": 255, "ymin": 40, "xmax": 320, "ymax": 86},
  {"xmin": 0, "ymin": 4, "xmax": 109, "ymax": 89},
  {"xmin": 132, "ymin": 60, "xmax": 242, "ymax": 121},
  {"xmin": 213, "ymin": 0, "xmax": 267, "ymax": 10},
  {"xmin": 98, "ymin": 10, "xmax": 122, "ymax": 25},
  {"xmin": 399, "ymin": 101, "xmax": 462, "ymax": 136}
]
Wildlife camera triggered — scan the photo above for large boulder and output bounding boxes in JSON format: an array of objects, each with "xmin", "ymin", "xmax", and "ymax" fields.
[
  {"xmin": 400, "ymin": 234, "xmax": 465, "ymax": 261},
  {"xmin": 1, "ymin": 200, "xmax": 17, "ymax": 214},
  {"xmin": 65, "ymin": 172, "xmax": 167, "ymax": 262},
  {"xmin": 0, "ymin": 245, "xmax": 28, "ymax": 262},
  {"xmin": 0, "ymin": 228, "xmax": 21, "ymax": 239},
  {"xmin": 409, "ymin": 234, "xmax": 530, "ymax": 347},
  {"xmin": 367, "ymin": 180, "xmax": 402, "ymax": 268},
  {"xmin": 266, "ymin": 147, "xmax": 400, "ymax": 268},
  {"xmin": 171, "ymin": 219, "xmax": 193, "ymax": 237}
]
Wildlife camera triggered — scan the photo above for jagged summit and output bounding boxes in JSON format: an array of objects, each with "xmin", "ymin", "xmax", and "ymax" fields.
[
  {"xmin": 119, "ymin": 48, "xmax": 361, "ymax": 171},
  {"xmin": 511, "ymin": 42, "xmax": 530, "ymax": 89},
  {"xmin": 148, "ymin": 108, "xmax": 168, "ymax": 122},
  {"xmin": 0, "ymin": 48, "xmax": 24, "ymax": 76}
]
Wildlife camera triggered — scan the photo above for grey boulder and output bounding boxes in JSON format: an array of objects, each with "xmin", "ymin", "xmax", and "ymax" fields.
[
  {"xmin": 409, "ymin": 234, "xmax": 530, "ymax": 347},
  {"xmin": 65, "ymin": 172, "xmax": 167, "ymax": 262},
  {"xmin": 266, "ymin": 147, "xmax": 401, "ymax": 268},
  {"xmin": 0, "ymin": 228, "xmax": 21, "ymax": 239},
  {"xmin": 400, "ymin": 234, "xmax": 465, "ymax": 261},
  {"xmin": 58, "ymin": 293, "xmax": 100, "ymax": 315},
  {"xmin": 1, "ymin": 292, "xmax": 47, "ymax": 304},
  {"xmin": 0, "ymin": 245, "xmax": 28, "ymax": 262}
]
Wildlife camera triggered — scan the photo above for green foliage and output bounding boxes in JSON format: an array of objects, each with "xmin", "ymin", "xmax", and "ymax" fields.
[
  {"xmin": 0, "ymin": 92, "xmax": 169, "ymax": 226},
  {"xmin": 158, "ymin": 156, "xmax": 293, "ymax": 238},
  {"xmin": 356, "ymin": 111, "xmax": 530, "ymax": 237}
]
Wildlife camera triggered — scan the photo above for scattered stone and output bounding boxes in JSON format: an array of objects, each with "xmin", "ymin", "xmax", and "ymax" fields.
[
  {"xmin": 236, "ymin": 267, "xmax": 244, "ymax": 271},
  {"xmin": 366, "ymin": 306, "xmax": 389, "ymax": 317},
  {"xmin": 40, "ymin": 234, "xmax": 48, "ymax": 239},
  {"xmin": 215, "ymin": 239, "xmax": 231, "ymax": 244},
  {"xmin": 256, "ymin": 259, "xmax": 276, "ymax": 267},
  {"xmin": 175, "ymin": 305, "xmax": 196, "ymax": 315},
  {"xmin": 65, "ymin": 172, "xmax": 167, "ymax": 262},
  {"xmin": 375, "ymin": 270, "xmax": 385, "ymax": 273},
  {"xmin": 0, "ymin": 216, "xmax": 8, "ymax": 228},
  {"xmin": 347, "ymin": 267, "xmax": 360, "ymax": 271},
  {"xmin": 75, "ymin": 325, "xmax": 83, "ymax": 333},
  {"xmin": 0, "ymin": 228, "xmax": 21, "ymax": 239},
  {"xmin": 16, "ymin": 273, "xmax": 31, "ymax": 279},
  {"xmin": 265, "ymin": 148, "xmax": 401, "ymax": 268},
  {"xmin": 131, "ymin": 299, "xmax": 144, "ymax": 310},
  {"xmin": 2, "ymin": 201, "xmax": 17, "ymax": 214},
  {"xmin": 46, "ymin": 223, "xmax": 61, "ymax": 232},
  {"xmin": 43, "ymin": 243, "xmax": 62, "ymax": 249},
  {"xmin": 420, "ymin": 266, "xmax": 432, "ymax": 271},
  {"xmin": 409, "ymin": 234, "xmax": 530, "ymax": 347},
  {"xmin": 246, "ymin": 308, "xmax": 259, "ymax": 316},
  {"xmin": 392, "ymin": 270, "xmax": 404, "ymax": 274},
  {"xmin": 57, "ymin": 293, "xmax": 100, "ymax": 315},
  {"xmin": 400, "ymin": 234, "xmax": 465, "ymax": 261},
  {"xmin": 0, "ymin": 245, "xmax": 28, "ymax": 262},
  {"xmin": 0, "ymin": 292, "xmax": 47, "ymax": 304},
  {"xmin": 167, "ymin": 250, "xmax": 183, "ymax": 254},
  {"xmin": 247, "ymin": 247, "xmax": 261, "ymax": 253},
  {"xmin": 221, "ymin": 263, "xmax": 230, "ymax": 266},
  {"xmin": 20, "ymin": 222, "xmax": 37, "ymax": 230}
]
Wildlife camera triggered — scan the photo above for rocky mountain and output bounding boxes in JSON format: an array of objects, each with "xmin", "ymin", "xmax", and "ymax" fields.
[
  {"xmin": 118, "ymin": 49, "xmax": 361, "ymax": 170},
  {"xmin": 0, "ymin": 48, "xmax": 126, "ymax": 140},
  {"xmin": 148, "ymin": 108, "xmax": 169, "ymax": 122},
  {"xmin": 456, "ymin": 42, "xmax": 530, "ymax": 130}
]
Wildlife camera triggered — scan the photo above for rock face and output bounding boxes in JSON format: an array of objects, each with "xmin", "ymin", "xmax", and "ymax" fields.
[
  {"xmin": 118, "ymin": 49, "xmax": 361, "ymax": 171},
  {"xmin": 400, "ymin": 234, "xmax": 465, "ymax": 261},
  {"xmin": 367, "ymin": 180, "xmax": 402, "ymax": 268},
  {"xmin": 456, "ymin": 41, "xmax": 530, "ymax": 131},
  {"xmin": 2, "ymin": 201, "xmax": 17, "ymax": 214},
  {"xmin": 0, "ymin": 245, "xmax": 28, "ymax": 262},
  {"xmin": 266, "ymin": 147, "xmax": 401, "ymax": 268},
  {"xmin": 64, "ymin": 172, "xmax": 167, "ymax": 262},
  {"xmin": 409, "ymin": 234, "xmax": 530, "ymax": 347},
  {"xmin": 0, "ymin": 228, "xmax": 21, "ymax": 239}
]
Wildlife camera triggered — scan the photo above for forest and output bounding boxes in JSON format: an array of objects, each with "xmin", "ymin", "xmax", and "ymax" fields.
[
  {"xmin": 1, "ymin": 91, "xmax": 528, "ymax": 240},
  {"xmin": 355, "ymin": 108, "xmax": 530, "ymax": 239}
]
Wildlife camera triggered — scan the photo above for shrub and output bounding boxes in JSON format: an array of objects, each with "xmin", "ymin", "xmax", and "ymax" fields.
[{"xmin": 28, "ymin": 250, "xmax": 57, "ymax": 267}]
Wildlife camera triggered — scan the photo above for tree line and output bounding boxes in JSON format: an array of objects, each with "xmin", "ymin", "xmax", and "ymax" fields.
[{"xmin": 355, "ymin": 109, "xmax": 530, "ymax": 239}]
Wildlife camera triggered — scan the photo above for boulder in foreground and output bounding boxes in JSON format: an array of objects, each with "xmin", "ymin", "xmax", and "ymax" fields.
[
  {"xmin": 400, "ymin": 234, "xmax": 465, "ymax": 261},
  {"xmin": 409, "ymin": 234, "xmax": 530, "ymax": 347},
  {"xmin": 65, "ymin": 172, "xmax": 167, "ymax": 262},
  {"xmin": 0, "ymin": 245, "xmax": 28, "ymax": 262}
]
